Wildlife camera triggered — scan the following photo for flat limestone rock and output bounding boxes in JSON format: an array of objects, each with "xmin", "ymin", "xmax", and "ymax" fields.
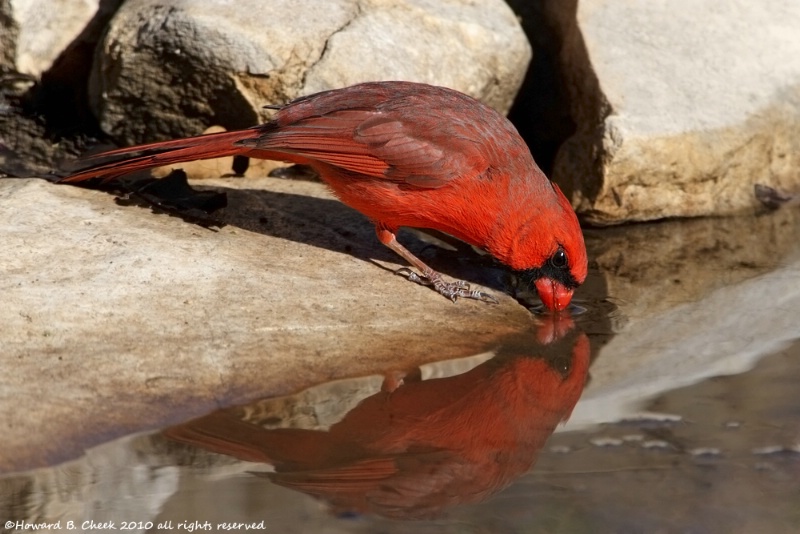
[
  {"xmin": 550, "ymin": 0, "xmax": 800, "ymax": 224},
  {"xmin": 0, "ymin": 177, "xmax": 533, "ymax": 472}
]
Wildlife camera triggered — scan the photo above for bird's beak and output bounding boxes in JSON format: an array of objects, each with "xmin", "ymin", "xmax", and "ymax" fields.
[{"xmin": 534, "ymin": 278, "xmax": 574, "ymax": 312}]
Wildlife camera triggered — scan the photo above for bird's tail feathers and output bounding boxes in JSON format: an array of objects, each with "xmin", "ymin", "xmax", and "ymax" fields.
[
  {"xmin": 60, "ymin": 128, "xmax": 265, "ymax": 184},
  {"xmin": 163, "ymin": 409, "xmax": 275, "ymax": 464}
]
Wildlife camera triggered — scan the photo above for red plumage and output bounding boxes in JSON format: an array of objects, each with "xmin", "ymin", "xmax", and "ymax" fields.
[{"xmin": 61, "ymin": 81, "xmax": 587, "ymax": 310}]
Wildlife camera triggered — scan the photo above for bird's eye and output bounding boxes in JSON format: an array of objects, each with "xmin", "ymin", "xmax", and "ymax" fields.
[{"xmin": 550, "ymin": 248, "xmax": 568, "ymax": 269}]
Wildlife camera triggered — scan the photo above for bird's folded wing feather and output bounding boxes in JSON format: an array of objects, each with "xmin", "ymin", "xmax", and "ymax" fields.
[
  {"xmin": 240, "ymin": 109, "xmax": 488, "ymax": 189},
  {"xmin": 268, "ymin": 449, "xmax": 481, "ymax": 510}
]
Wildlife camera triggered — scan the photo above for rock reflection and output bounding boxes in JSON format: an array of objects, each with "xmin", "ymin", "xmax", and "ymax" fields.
[{"xmin": 164, "ymin": 316, "xmax": 590, "ymax": 520}]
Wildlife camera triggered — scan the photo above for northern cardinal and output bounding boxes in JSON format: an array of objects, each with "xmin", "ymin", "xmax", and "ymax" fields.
[
  {"xmin": 164, "ymin": 322, "xmax": 590, "ymax": 519},
  {"xmin": 61, "ymin": 81, "xmax": 587, "ymax": 310}
]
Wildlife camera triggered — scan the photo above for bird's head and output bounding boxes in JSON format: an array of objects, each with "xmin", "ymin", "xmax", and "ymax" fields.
[
  {"xmin": 524, "ymin": 240, "xmax": 586, "ymax": 313},
  {"xmin": 492, "ymin": 182, "xmax": 587, "ymax": 312}
]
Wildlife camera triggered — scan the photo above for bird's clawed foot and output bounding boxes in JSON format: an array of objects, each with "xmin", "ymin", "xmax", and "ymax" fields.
[{"xmin": 395, "ymin": 267, "xmax": 498, "ymax": 304}]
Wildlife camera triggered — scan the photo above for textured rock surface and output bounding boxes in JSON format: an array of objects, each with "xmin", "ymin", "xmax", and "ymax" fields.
[
  {"xmin": 0, "ymin": 177, "xmax": 535, "ymax": 472},
  {"xmin": 0, "ymin": 0, "xmax": 119, "ymax": 77},
  {"xmin": 89, "ymin": 0, "xmax": 531, "ymax": 146},
  {"xmin": 549, "ymin": 0, "xmax": 800, "ymax": 224}
]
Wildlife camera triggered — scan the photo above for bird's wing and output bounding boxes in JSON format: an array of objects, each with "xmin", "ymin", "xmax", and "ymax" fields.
[
  {"xmin": 268, "ymin": 449, "xmax": 493, "ymax": 519},
  {"xmin": 240, "ymin": 109, "xmax": 488, "ymax": 189}
]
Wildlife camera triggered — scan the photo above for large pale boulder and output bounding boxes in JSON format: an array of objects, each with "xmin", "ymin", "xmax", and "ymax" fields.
[
  {"xmin": 549, "ymin": 0, "xmax": 800, "ymax": 224},
  {"xmin": 89, "ymin": 0, "xmax": 531, "ymax": 147},
  {"xmin": 0, "ymin": 0, "xmax": 119, "ymax": 78}
]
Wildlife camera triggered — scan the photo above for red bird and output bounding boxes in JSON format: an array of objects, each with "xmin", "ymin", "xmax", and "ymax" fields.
[
  {"xmin": 164, "ymin": 326, "xmax": 590, "ymax": 519},
  {"xmin": 61, "ymin": 81, "xmax": 587, "ymax": 310}
]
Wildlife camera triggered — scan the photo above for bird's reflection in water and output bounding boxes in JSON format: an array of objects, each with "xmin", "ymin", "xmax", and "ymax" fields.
[{"xmin": 164, "ymin": 315, "xmax": 589, "ymax": 520}]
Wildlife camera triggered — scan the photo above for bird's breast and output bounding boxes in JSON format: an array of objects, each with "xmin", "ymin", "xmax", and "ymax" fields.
[{"xmin": 320, "ymin": 170, "xmax": 509, "ymax": 248}]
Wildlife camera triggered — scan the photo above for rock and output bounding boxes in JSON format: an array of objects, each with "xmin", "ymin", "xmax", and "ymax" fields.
[
  {"xmin": 89, "ymin": 0, "xmax": 531, "ymax": 147},
  {"xmin": 0, "ymin": 0, "xmax": 120, "ymax": 78},
  {"xmin": 548, "ymin": 0, "xmax": 800, "ymax": 224},
  {"xmin": 0, "ymin": 0, "xmax": 121, "ymax": 175},
  {"xmin": 0, "ymin": 177, "xmax": 535, "ymax": 472}
]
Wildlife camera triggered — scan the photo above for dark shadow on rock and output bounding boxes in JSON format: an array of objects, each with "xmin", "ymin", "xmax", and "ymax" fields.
[
  {"xmin": 506, "ymin": 0, "xmax": 608, "ymax": 206},
  {"xmin": 0, "ymin": 1, "xmax": 124, "ymax": 176},
  {"xmin": 506, "ymin": 0, "xmax": 577, "ymax": 177},
  {"xmin": 50, "ymin": 167, "xmax": 510, "ymax": 294},
  {"xmin": 213, "ymin": 184, "xmax": 510, "ymax": 294},
  {"xmin": 21, "ymin": 0, "xmax": 124, "ymax": 138}
]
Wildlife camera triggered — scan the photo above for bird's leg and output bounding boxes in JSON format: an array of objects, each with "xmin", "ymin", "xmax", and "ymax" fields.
[{"xmin": 375, "ymin": 225, "xmax": 498, "ymax": 304}]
